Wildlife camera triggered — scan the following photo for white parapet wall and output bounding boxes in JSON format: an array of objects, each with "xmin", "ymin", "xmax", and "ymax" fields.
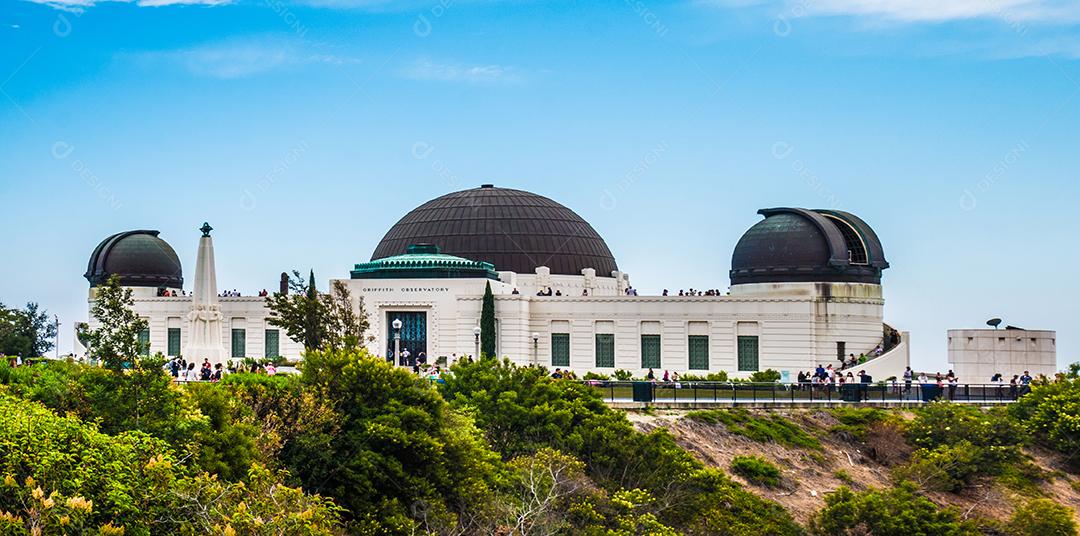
[
  {"xmin": 948, "ymin": 328, "xmax": 1057, "ymax": 381},
  {"xmin": 845, "ymin": 331, "xmax": 910, "ymax": 381}
]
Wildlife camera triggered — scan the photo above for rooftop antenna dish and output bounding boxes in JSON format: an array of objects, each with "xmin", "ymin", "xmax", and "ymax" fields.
[{"xmin": 986, "ymin": 318, "xmax": 1002, "ymax": 329}]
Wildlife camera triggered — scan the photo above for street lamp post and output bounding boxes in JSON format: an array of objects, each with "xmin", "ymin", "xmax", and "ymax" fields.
[
  {"xmin": 532, "ymin": 332, "xmax": 540, "ymax": 366},
  {"xmin": 392, "ymin": 318, "xmax": 402, "ymax": 366},
  {"xmin": 473, "ymin": 325, "xmax": 481, "ymax": 358}
]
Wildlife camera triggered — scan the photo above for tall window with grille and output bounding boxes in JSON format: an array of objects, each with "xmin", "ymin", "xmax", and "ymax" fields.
[
  {"xmin": 264, "ymin": 329, "xmax": 280, "ymax": 359},
  {"xmin": 595, "ymin": 334, "xmax": 615, "ymax": 368},
  {"xmin": 231, "ymin": 328, "xmax": 246, "ymax": 358},
  {"xmin": 640, "ymin": 335, "xmax": 661, "ymax": 369},
  {"xmin": 737, "ymin": 335, "xmax": 759, "ymax": 371},
  {"xmin": 137, "ymin": 328, "xmax": 150, "ymax": 356},
  {"xmin": 167, "ymin": 328, "xmax": 181, "ymax": 357},
  {"xmin": 688, "ymin": 335, "xmax": 709, "ymax": 370},
  {"xmin": 551, "ymin": 333, "xmax": 570, "ymax": 367}
]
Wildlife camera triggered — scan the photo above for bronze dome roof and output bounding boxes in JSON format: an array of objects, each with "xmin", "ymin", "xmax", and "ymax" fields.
[
  {"xmin": 85, "ymin": 230, "xmax": 183, "ymax": 288},
  {"xmin": 730, "ymin": 208, "xmax": 888, "ymax": 285},
  {"xmin": 371, "ymin": 185, "xmax": 618, "ymax": 276}
]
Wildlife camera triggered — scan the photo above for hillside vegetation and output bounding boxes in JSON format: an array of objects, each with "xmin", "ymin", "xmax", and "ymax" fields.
[
  {"xmin": 1, "ymin": 353, "xmax": 1079, "ymax": 535},
  {"xmin": 632, "ymin": 398, "xmax": 1080, "ymax": 535}
]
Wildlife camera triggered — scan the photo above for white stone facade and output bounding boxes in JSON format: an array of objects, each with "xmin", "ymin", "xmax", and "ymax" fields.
[
  {"xmin": 339, "ymin": 272, "xmax": 909, "ymax": 379},
  {"xmin": 84, "ymin": 287, "xmax": 303, "ymax": 363},
  {"xmin": 947, "ymin": 329, "xmax": 1057, "ymax": 381},
  {"xmin": 85, "ymin": 268, "xmax": 909, "ymax": 379}
]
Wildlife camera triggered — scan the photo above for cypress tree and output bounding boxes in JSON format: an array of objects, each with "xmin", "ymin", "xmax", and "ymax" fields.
[
  {"xmin": 480, "ymin": 281, "xmax": 496, "ymax": 358},
  {"xmin": 304, "ymin": 269, "xmax": 322, "ymax": 350}
]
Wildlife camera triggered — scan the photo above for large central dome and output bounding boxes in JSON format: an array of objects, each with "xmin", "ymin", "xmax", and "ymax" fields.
[{"xmin": 371, "ymin": 185, "xmax": 618, "ymax": 276}]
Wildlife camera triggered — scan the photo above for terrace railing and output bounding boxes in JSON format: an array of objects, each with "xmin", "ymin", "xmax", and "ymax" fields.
[{"xmin": 582, "ymin": 380, "xmax": 1027, "ymax": 405}]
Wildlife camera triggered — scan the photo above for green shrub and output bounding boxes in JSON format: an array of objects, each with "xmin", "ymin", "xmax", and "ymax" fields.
[
  {"xmin": 679, "ymin": 371, "xmax": 729, "ymax": 382},
  {"xmin": 730, "ymin": 455, "xmax": 782, "ymax": 488},
  {"xmin": 613, "ymin": 369, "xmax": 635, "ymax": 381},
  {"xmin": 899, "ymin": 402, "xmax": 1026, "ymax": 490},
  {"xmin": 907, "ymin": 402, "xmax": 1024, "ymax": 452},
  {"xmin": 1007, "ymin": 499, "xmax": 1078, "ymax": 536},
  {"xmin": 829, "ymin": 407, "xmax": 888, "ymax": 441},
  {"xmin": 748, "ymin": 369, "xmax": 782, "ymax": 383},
  {"xmin": 1009, "ymin": 377, "xmax": 1080, "ymax": 468},
  {"xmin": 810, "ymin": 481, "xmax": 977, "ymax": 536},
  {"xmin": 583, "ymin": 371, "xmax": 610, "ymax": 380},
  {"xmin": 834, "ymin": 469, "xmax": 854, "ymax": 484},
  {"xmin": 688, "ymin": 409, "xmax": 822, "ymax": 450},
  {"xmin": 0, "ymin": 394, "xmax": 343, "ymax": 534},
  {"xmin": 893, "ymin": 441, "xmax": 982, "ymax": 492}
]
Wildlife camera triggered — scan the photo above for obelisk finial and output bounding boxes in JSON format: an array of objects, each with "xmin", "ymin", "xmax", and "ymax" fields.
[{"xmin": 200, "ymin": 222, "xmax": 213, "ymax": 237}]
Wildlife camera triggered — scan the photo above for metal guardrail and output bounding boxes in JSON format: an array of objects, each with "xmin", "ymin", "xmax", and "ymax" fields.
[{"xmin": 582, "ymin": 381, "xmax": 1029, "ymax": 404}]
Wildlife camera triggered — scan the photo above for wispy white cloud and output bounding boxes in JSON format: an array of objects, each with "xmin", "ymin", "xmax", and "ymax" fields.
[
  {"xmin": 400, "ymin": 58, "xmax": 524, "ymax": 84},
  {"xmin": 128, "ymin": 37, "xmax": 360, "ymax": 79},
  {"xmin": 25, "ymin": 0, "xmax": 447, "ymax": 11},
  {"xmin": 701, "ymin": 0, "xmax": 1080, "ymax": 23},
  {"xmin": 25, "ymin": 0, "xmax": 230, "ymax": 13},
  {"xmin": 808, "ymin": 0, "xmax": 1080, "ymax": 23}
]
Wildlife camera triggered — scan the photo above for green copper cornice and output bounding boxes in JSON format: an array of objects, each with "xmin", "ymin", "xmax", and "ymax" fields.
[{"xmin": 350, "ymin": 244, "xmax": 499, "ymax": 280}]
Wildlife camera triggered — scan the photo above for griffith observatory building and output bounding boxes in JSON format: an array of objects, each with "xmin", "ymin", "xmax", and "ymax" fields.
[{"xmin": 79, "ymin": 184, "xmax": 911, "ymax": 379}]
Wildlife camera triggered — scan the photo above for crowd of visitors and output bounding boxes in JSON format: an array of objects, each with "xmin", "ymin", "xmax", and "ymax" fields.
[
  {"xmin": 662, "ymin": 288, "xmax": 725, "ymax": 297},
  {"xmin": 798, "ymin": 365, "xmax": 874, "ymax": 388},
  {"xmin": 165, "ymin": 357, "xmax": 282, "ymax": 382},
  {"xmin": 157, "ymin": 288, "xmax": 270, "ymax": 298}
]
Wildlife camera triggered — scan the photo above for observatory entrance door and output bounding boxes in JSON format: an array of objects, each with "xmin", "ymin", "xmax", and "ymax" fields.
[{"xmin": 387, "ymin": 311, "xmax": 427, "ymax": 365}]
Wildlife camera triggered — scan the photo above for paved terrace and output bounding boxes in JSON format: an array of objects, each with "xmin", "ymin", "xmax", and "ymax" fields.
[{"xmin": 583, "ymin": 381, "xmax": 1025, "ymax": 409}]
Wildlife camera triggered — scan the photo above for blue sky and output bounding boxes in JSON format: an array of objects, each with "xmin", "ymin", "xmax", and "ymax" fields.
[{"xmin": 1, "ymin": 0, "xmax": 1078, "ymax": 372}]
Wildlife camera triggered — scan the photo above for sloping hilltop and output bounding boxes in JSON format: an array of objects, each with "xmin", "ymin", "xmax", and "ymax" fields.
[{"xmin": 629, "ymin": 406, "xmax": 1080, "ymax": 532}]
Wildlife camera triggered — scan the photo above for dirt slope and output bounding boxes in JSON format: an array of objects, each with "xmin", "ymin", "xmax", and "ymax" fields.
[{"xmin": 629, "ymin": 409, "xmax": 1080, "ymax": 526}]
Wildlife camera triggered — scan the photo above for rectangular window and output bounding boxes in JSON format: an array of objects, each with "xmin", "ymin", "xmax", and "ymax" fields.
[
  {"xmin": 137, "ymin": 328, "xmax": 150, "ymax": 357},
  {"xmin": 737, "ymin": 335, "xmax": 759, "ymax": 372},
  {"xmin": 231, "ymin": 328, "xmax": 246, "ymax": 358},
  {"xmin": 641, "ymin": 334, "xmax": 661, "ymax": 369},
  {"xmin": 551, "ymin": 333, "xmax": 570, "ymax": 367},
  {"xmin": 836, "ymin": 341, "xmax": 846, "ymax": 362},
  {"xmin": 595, "ymin": 334, "xmax": 615, "ymax": 368},
  {"xmin": 167, "ymin": 328, "xmax": 181, "ymax": 357},
  {"xmin": 264, "ymin": 329, "xmax": 280, "ymax": 359},
  {"xmin": 688, "ymin": 335, "xmax": 709, "ymax": 370}
]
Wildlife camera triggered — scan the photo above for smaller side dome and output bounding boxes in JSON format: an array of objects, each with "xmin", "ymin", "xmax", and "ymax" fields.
[
  {"xmin": 729, "ymin": 208, "xmax": 888, "ymax": 285},
  {"xmin": 85, "ymin": 230, "xmax": 184, "ymax": 288}
]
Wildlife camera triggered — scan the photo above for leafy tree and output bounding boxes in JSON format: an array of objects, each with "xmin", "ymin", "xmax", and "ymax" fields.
[
  {"xmin": 219, "ymin": 372, "xmax": 341, "ymax": 468},
  {"xmin": 0, "ymin": 304, "xmax": 32, "ymax": 357},
  {"xmin": 22, "ymin": 302, "xmax": 56, "ymax": 357},
  {"xmin": 265, "ymin": 271, "xmax": 368, "ymax": 351},
  {"xmin": 77, "ymin": 275, "xmax": 147, "ymax": 371},
  {"xmin": 266, "ymin": 269, "xmax": 328, "ymax": 351},
  {"xmin": 0, "ymin": 302, "xmax": 57, "ymax": 358},
  {"xmin": 480, "ymin": 280, "xmax": 496, "ymax": 358},
  {"xmin": 0, "ymin": 394, "xmax": 344, "ymax": 534},
  {"xmin": 499, "ymin": 448, "xmax": 591, "ymax": 534},
  {"xmin": 809, "ymin": 482, "xmax": 977, "ymax": 536},
  {"xmin": 323, "ymin": 280, "xmax": 369, "ymax": 350},
  {"xmin": 183, "ymin": 382, "xmax": 261, "ymax": 482},
  {"xmin": 293, "ymin": 347, "xmax": 503, "ymax": 534}
]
